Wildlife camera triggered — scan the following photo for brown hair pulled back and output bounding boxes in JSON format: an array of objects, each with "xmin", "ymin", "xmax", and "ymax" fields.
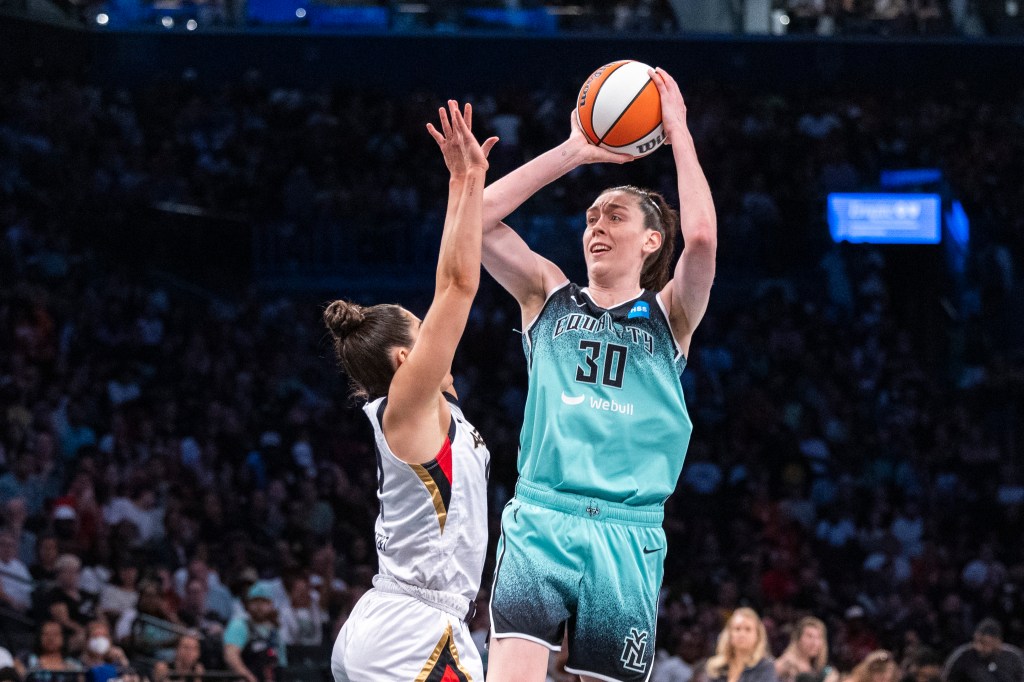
[
  {"xmin": 601, "ymin": 185, "xmax": 680, "ymax": 292},
  {"xmin": 323, "ymin": 300, "xmax": 413, "ymax": 401}
]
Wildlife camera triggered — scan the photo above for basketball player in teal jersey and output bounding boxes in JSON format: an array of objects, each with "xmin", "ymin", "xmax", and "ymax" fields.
[{"xmin": 483, "ymin": 68, "xmax": 716, "ymax": 681}]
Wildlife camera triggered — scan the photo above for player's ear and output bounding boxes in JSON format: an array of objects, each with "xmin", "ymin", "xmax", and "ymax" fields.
[
  {"xmin": 392, "ymin": 347, "xmax": 410, "ymax": 369},
  {"xmin": 643, "ymin": 229, "xmax": 663, "ymax": 255}
]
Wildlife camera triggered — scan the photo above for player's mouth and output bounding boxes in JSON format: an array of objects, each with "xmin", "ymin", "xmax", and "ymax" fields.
[{"xmin": 589, "ymin": 243, "xmax": 611, "ymax": 255}]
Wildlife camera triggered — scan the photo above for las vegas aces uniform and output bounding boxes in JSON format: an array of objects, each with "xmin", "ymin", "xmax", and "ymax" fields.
[
  {"xmin": 490, "ymin": 282, "xmax": 693, "ymax": 682},
  {"xmin": 332, "ymin": 394, "xmax": 490, "ymax": 681}
]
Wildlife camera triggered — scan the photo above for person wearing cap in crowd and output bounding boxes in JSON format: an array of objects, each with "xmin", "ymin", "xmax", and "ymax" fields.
[
  {"xmin": 942, "ymin": 619, "xmax": 1024, "ymax": 682},
  {"xmin": 223, "ymin": 582, "xmax": 287, "ymax": 682},
  {"xmin": 840, "ymin": 606, "xmax": 881, "ymax": 670}
]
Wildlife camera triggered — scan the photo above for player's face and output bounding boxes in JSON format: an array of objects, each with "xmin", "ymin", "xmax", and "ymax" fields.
[
  {"xmin": 729, "ymin": 614, "xmax": 759, "ymax": 654},
  {"xmin": 583, "ymin": 191, "xmax": 655, "ymax": 281}
]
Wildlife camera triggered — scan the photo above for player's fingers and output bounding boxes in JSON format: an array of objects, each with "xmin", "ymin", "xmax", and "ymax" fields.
[
  {"xmin": 569, "ymin": 109, "xmax": 583, "ymax": 132},
  {"xmin": 464, "ymin": 102, "xmax": 472, "ymax": 130},
  {"xmin": 657, "ymin": 67, "xmax": 682, "ymax": 94},
  {"xmin": 481, "ymin": 136, "xmax": 499, "ymax": 158},
  {"xmin": 438, "ymin": 107, "xmax": 452, "ymax": 138},
  {"xmin": 450, "ymin": 106, "xmax": 468, "ymax": 141},
  {"xmin": 425, "ymin": 123, "xmax": 446, "ymax": 146}
]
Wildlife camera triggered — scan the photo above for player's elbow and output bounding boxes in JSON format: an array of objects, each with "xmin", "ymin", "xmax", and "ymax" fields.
[
  {"xmin": 438, "ymin": 270, "xmax": 480, "ymax": 297},
  {"xmin": 686, "ymin": 226, "xmax": 717, "ymax": 253}
]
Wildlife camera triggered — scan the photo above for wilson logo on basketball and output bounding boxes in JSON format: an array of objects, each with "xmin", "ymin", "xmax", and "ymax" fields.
[
  {"xmin": 636, "ymin": 132, "xmax": 665, "ymax": 154},
  {"xmin": 577, "ymin": 64, "xmax": 609, "ymax": 109}
]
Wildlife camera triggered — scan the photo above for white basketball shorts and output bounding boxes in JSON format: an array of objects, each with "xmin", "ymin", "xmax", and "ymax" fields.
[{"xmin": 331, "ymin": 588, "xmax": 483, "ymax": 681}]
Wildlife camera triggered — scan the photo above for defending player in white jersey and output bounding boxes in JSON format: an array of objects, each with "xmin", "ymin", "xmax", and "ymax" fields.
[{"xmin": 324, "ymin": 101, "xmax": 497, "ymax": 681}]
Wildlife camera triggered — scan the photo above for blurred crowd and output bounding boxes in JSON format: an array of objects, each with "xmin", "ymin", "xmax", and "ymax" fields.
[
  {"xmin": 2, "ymin": 71, "xmax": 1024, "ymax": 680},
  {"xmin": 776, "ymin": 0, "xmax": 1024, "ymax": 36},
  {"xmin": 37, "ymin": 0, "xmax": 1024, "ymax": 38},
  {"xmin": 776, "ymin": 0, "xmax": 953, "ymax": 35}
]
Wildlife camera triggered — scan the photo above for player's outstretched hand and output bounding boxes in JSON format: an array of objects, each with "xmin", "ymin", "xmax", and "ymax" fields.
[
  {"xmin": 648, "ymin": 67, "xmax": 687, "ymax": 146},
  {"xmin": 427, "ymin": 100, "xmax": 499, "ymax": 177},
  {"xmin": 568, "ymin": 109, "xmax": 635, "ymax": 165}
]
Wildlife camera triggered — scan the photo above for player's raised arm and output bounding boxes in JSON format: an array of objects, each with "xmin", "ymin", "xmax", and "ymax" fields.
[
  {"xmin": 651, "ymin": 68, "xmax": 717, "ymax": 356},
  {"xmin": 383, "ymin": 101, "xmax": 497, "ymax": 463},
  {"xmin": 481, "ymin": 112, "xmax": 633, "ymax": 319}
]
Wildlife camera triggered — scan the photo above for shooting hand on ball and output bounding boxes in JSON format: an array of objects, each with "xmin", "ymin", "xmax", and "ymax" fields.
[
  {"xmin": 427, "ymin": 100, "xmax": 499, "ymax": 177},
  {"xmin": 649, "ymin": 67, "xmax": 687, "ymax": 146},
  {"xmin": 568, "ymin": 110, "xmax": 635, "ymax": 165}
]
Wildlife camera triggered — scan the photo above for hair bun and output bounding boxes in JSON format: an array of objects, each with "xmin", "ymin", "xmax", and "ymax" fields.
[{"xmin": 324, "ymin": 300, "xmax": 365, "ymax": 339}]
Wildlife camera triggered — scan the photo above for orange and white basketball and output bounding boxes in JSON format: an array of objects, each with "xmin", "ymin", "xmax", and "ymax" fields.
[{"xmin": 576, "ymin": 60, "xmax": 665, "ymax": 157}]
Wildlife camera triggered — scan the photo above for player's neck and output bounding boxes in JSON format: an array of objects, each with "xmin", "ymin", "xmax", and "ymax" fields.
[{"xmin": 585, "ymin": 279, "xmax": 643, "ymax": 309}]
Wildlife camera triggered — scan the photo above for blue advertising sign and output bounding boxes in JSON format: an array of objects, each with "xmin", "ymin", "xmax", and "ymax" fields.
[{"xmin": 828, "ymin": 194, "xmax": 941, "ymax": 244}]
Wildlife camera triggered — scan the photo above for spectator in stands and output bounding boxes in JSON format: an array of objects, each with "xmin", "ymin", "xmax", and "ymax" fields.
[
  {"xmin": 23, "ymin": 620, "xmax": 84, "ymax": 675},
  {"xmin": 174, "ymin": 558, "xmax": 233, "ymax": 623},
  {"xmin": 223, "ymin": 583, "xmax": 287, "ymax": 682},
  {"xmin": 98, "ymin": 557, "xmax": 140, "ymax": 624},
  {"xmin": 0, "ymin": 646, "xmax": 17, "ymax": 682},
  {"xmin": 307, "ymin": 544, "xmax": 345, "ymax": 621},
  {"xmin": 902, "ymin": 647, "xmax": 944, "ymax": 682},
  {"xmin": 152, "ymin": 634, "xmax": 206, "ymax": 682},
  {"xmin": 0, "ymin": 452, "xmax": 43, "ymax": 517},
  {"xmin": 102, "ymin": 483, "xmax": 165, "ymax": 548},
  {"xmin": 126, "ymin": 580, "xmax": 181, "ymax": 661},
  {"xmin": 849, "ymin": 651, "xmax": 898, "ymax": 682},
  {"xmin": 654, "ymin": 626, "xmax": 696, "ymax": 682},
  {"xmin": 79, "ymin": 620, "xmax": 129, "ymax": 682},
  {"xmin": 277, "ymin": 574, "xmax": 324, "ymax": 647},
  {"xmin": 942, "ymin": 619, "xmax": 1024, "ymax": 682},
  {"xmin": 30, "ymin": 536, "xmax": 60, "ymax": 583},
  {"xmin": 35, "ymin": 554, "xmax": 96, "ymax": 652},
  {"xmin": 703, "ymin": 608, "xmax": 778, "ymax": 682},
  {"xmin": 0, "ymin": 526, "xmax": 32, "ymax": 613},
  {"xmin": 177, "ymin": 576, "xmax": 226, "ymax": 639},
  {"xmin": 3, "ymin": 497, "xmax": 37, "ymax": 566},
  {"xmin": 776, "ymin": 617, "xmax": 839, "ymax": 682}
]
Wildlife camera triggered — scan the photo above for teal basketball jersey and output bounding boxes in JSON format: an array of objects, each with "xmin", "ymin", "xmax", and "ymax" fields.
[{"xmin": 519, "ymin": 282, "xmax": 692, "ymax": 506}]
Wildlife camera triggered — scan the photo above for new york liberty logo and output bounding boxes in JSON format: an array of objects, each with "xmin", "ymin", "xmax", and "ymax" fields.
[{"xmin": 621, "ymin": 628, "xmax": 649, "ymax": 674}]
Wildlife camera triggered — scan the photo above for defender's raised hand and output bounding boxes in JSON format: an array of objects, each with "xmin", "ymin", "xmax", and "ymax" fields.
[{"xmin": 427, "ymin": 100, "xmax": 499, "ymax": 176}]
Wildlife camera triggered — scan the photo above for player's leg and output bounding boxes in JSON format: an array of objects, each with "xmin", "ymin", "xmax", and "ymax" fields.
[
  {"xmin": 488, "ymin": 498, "xmax": 582, "ymax": 682},
  {"xmin": 566, "ymin": 521, "xmax": 665, "ymax": 682},
  {"xmin": 486, "ymin": 637, "xmax": 552, "ymax": 681}
]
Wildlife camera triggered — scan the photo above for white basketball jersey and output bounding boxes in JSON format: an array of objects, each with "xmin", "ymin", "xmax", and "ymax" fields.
[{"xmin": 362, "ymin": 394, "xmax": 490, "ymax": 604}]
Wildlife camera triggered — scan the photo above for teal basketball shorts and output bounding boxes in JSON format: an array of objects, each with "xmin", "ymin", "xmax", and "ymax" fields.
[{"xmin": 489, "ymin": 479, "xmax": 665, "ymax": 681}]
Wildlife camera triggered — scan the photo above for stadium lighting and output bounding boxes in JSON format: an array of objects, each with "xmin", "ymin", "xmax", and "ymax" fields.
[
  {"xmin": 96, "ymin": 12, "xmax": 109, "ymax": 24},
  {"xmin": 780, "ymin": 14, "xmax": 791, "ymax": 25},
  {"xmin": 161, "ymin": 15, "xmax": 174, "ymax": 27},
  {"xmin": 295, "ymin": 7, "xmax": 306, "ymax": 18},
  {"xmin": 186, "ymin": 19, "xmax": 197, "ymax": 30}
]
